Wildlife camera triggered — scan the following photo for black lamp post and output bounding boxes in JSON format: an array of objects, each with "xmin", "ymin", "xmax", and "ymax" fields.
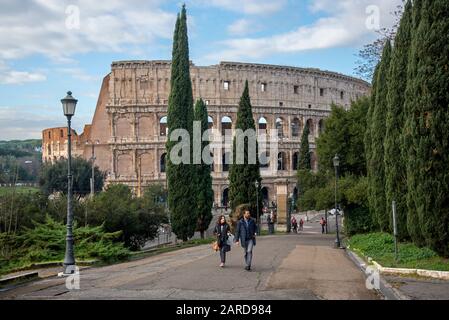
[
  {"xmin": 255, "ymin": 180, "xmax": 260, "ymax": 235},
  {"xmin": 333, "ymin": 154, "xmax": 341, "ymax": 248},
  {"xmin": 61, "ymin": 91, "xmax": 77, "ymax": 274}
]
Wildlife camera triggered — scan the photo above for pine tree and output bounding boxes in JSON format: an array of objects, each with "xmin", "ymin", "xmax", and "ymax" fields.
[
  {"xmin": 194, "ymin": 99, "xmax": 213, "ymax": 239},
  {"xmin": 229, "ymin": 80, "xmax": 262, "ymax": 219},
  {"xmin": 403, "ymin": 0, "xmax": 425, "ymax": 246},
  {"xmin": 365, "ymin": 64, "xmax": 380, "ymax": 230},
  {"xmin": 298, "ymin": 121, "xmax": 311, "ymax": 170},
  {"xmin": 384, "ymin": 0, "xmax": 412, "ymax": 240},
  {"xmin": 166, "ymin": 5, "xmax": 196, "ymax": 241},
  {"xmin": 370, "ymin": 40, "xmax": 392, "ymax": 232},
  {"xmin": 406, "ymin": 0, "xmax": 449, "ymax": 256}
]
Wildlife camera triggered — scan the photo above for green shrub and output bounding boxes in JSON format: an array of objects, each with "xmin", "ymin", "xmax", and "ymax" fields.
[{"xmin": 0, "ymin": 216, "xmax": 130, "ymax": 276}]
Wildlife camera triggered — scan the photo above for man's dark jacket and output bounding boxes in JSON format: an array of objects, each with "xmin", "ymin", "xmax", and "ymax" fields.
[{"xmin": 234, "ymin": 218, "xmax": 257, "ymax": 248}]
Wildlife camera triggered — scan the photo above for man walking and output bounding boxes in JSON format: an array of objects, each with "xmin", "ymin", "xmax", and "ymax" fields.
[{"xmin": 235, "ymin": 209, "xmax": 258, "ymax": 271}]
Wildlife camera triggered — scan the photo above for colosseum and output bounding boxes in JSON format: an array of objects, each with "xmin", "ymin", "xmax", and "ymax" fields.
[{"xmin": 42, "ymin": 60, "xmax": 370, "ymax": 208}]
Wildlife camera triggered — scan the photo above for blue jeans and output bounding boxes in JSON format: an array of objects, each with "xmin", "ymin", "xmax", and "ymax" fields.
[{"xmin": 243, "ymin": 239, "xmax": 254, "ymax": 267}]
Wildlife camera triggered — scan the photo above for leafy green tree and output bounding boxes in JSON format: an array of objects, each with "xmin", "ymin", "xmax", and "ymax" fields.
[
  {"xmin": 405, "ymin": 0, "xmax": 449, "ymax": 256},
  {"xmin": 88, "ymin": 184, "xmax": 167, "ymax": 250},
  {"xmin": 403, "ymin": 0, "xmax": 425, "ymax": 246},
  {"xmin": 298, "ymin": 121, "xmax": 311, "ymax": 170},
  {"xmin": 194, "ymin": 99, "xmax": 213, "ymax": 239},
  {"xmin": 229, "ymin": 80, "xmax": 262, "ymax": 219},
  {"xmin": 384, "ymin": 0, "xmax": 412, "ymax": 240},
  {"xmin": 39, "ymin": 157, "xmax": 104, "ymax": 197},
  {"xmin": 166, "ymin": 5, "xmax": 197, "ymax": 241},
  {"xmin": 317, "ymin": 98, "xmax": 369, "ymax": 176},
  {"xmin": 365, "ymin": 64, "xmax": 381, "ymax": 230},
  {"xmin": 369, "ymin": 40, "xmax": 392, "ymax": 232}
]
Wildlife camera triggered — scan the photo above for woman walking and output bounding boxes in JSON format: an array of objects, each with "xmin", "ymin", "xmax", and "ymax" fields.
[{"xmin": 214, "ymin": 215, "xmax": 231, "ymax": 267}]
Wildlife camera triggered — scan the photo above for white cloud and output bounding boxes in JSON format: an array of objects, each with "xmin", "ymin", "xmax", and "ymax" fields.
[
  {"xmin": 57, "ymin": 68, "xmax": 99, "ymax": 82},
  {"xmin": 0, "ymin": 62, "xmax": 46, "ymax": 85},
  {"xmin": 0, "ymin": 106, "xmax": 91, "ymax": 140},
  {"xmin": 194, "ymin": 0, "xmax": 286, "ymax": 15},
  {"xmin": 227, "ymin": 19, "xmax": 261, "ymax": 36},
  {"xmin": 205, "ymin": 0, "xmax": 402, "ymax": 62},
  {"xmin": 0, "ymin": 0, "xmax": 176, "ymax": 62}
]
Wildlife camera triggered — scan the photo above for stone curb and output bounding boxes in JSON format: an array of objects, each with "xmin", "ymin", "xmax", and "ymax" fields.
[
  {"xmin": 345, "ymin": 249, "xmax": 410, "ymax": 300},
  {"xmin": 0, "ymin": 271, "xmax": 39, "ymax": 288},
  {"xmin": 370, "ymin": 258, "xmax": 449, "ymax": 280}
]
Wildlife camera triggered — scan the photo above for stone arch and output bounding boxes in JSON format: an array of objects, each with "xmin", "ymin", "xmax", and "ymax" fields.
[
  {"xmin": 160, "ymin": 116, "xmax": 168, "ymax": 136},
  {"xmin": 261, "ymin": 187, "xmax": 269, "ymax": 206},
  {"xmin": 259, "ymin": 151, "xmax": 270, "ymax": 169},
  {"xmin": 222, "ymin": 151, "xmax": 231, "ymax": 172},
  {"xmin": 318, "ymin": 119, "xmax": 325, "ymax": 135},
  {"xmin": 160, "ymin": 153, "xmax": 166, "ymax": 173},
  {"xmin": 208, "ymin": 116, "xmax": 214, "ymax": 129},
  {"xmin": 277, "ymin": 152, "xmax": 287, "ymax": 171},
  {"xmin": 276, "ymin": 117, "xmax": 285, "ymax": 138},
  {"xmin": 222, "ymin": 188, "xmax": 229, "ymax": 207},
  {"xmin": 292, "ymin": 152, "xmax": 299, "ymax": 170},
  {"xmin": 258, "ymin": 117, "xmax": 267, "ymax": 134},
  {"xmin": 306, "ymin": 118, "xmax": 314, "ymax": 136},
  {"xmin": 221, "ymin": 116, "xmax": 232, "ymax": 136},
  {"xmin": 291, "ymin": 117, "xmax": 301, "ymax": 137}
]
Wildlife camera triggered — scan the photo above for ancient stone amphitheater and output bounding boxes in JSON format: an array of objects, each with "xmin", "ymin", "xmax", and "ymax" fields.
[{"xmin": 42, "ymin": 60, "xmax": 370, "ymax": 207}]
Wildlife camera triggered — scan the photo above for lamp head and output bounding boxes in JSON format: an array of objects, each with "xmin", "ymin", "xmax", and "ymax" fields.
[
  {"xmin": 61, "ymin": 91, "xmax": 77, "ymax": 118},
  {"xmin": 333, "ymin": 154, "xmax": 340, "ymax": 168}
]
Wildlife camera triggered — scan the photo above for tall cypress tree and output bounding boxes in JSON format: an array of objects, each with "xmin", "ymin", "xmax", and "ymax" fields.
[
  {"xmin": 365, "ymin": 63, "xmax": 380, "ymax": 230},
  {"xmin": 298, "ymin": 121, "xmax": 311, "ymax": 170},
  {"xmin": 166, "ymin": 5, "xmax": 196, "ymax": 241},
  {"xmin": 229, "ymin": 80, "xmax": 262, "ymax": 219},
  {"xmin": 384, "ymin": 0, "xmax": 412, "ymax": 240},
  {"xmin": 194, "ymin": 99, "xmax": 213, "ymax": 239},
  {"xmin": 370, "ymin": 40, "xmax": 392, "ymax": 232},
  {"xmin": 403, "ymin": 0, "xmax": 425, "ymax": 246},
  {"xmin": 407, "ymin": 0, "xmax": 449, "ymax": 256}
]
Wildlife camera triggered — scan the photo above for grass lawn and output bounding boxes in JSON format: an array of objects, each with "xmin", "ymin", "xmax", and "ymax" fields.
[
  {"xmin": 347, "ymin": 233, "xmax": 449, "ymax": 271},
  {"xmin": 0, "ymin": 186, "xmax": 40, "ymax": 196}
]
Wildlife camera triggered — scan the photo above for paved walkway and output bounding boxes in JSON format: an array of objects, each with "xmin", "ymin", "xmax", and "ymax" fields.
[{"xmin": 0, "ymin": 221, "xmax": 378, "ymax": 300}]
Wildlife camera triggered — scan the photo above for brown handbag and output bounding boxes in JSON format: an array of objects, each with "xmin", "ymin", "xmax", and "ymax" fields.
[{"xmin": 212, "ymin": 241, "xmax": 219, "ymax": 252}]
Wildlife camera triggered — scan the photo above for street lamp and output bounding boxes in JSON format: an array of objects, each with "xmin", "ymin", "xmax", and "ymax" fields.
[
  {"xmin": 61, "ymin": 91, "xmax": 77, "ymax": 274},
  {"xmin": 333, "ymin": 154, "xmax": 341, "ymax": 248},
  {"xmin": 255, "ymin": 180, "xmax": 260, "ymax": 235}
]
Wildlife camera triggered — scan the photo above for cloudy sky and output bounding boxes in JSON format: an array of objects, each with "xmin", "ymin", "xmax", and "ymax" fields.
[{"xmin": 0, "ymin": 0, "xmax": 402, "ymax": 140}]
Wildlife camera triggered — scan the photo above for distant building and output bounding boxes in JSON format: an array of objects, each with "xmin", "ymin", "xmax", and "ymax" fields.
[{"xmin": 42, "ymin": 60, "xmax": 370, "ymax": 205}]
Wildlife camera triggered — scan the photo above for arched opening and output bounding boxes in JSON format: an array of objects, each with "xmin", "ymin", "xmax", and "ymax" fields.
[
  {"xmin": 293, "ymin": 152, "xmax": 299, "ymax": 170},
  {"xmin": 261, "ymin": 187, "xmax": 269, "ymax": 207},
  {"xmin": 222, "ymin": 188, "xmax": 229, "ymax": 207},
  {"xmin": 258, "ymin": 117, "xmax": 267, "ymax": 134},
  {"xmin": 277, "ymin": 152, "xmax": 287, "ymax": 171},
  {"xmin": 276, "ymin": 118, "xmax": 284, "ymax": 138},
  {"xmin": 259, "ymin": 151, "xmax": 270, "ymax": 169},
  {"xmin": 160, "ymin": 153, "xmax": 166, "ymax": 173},
  {"xmin": 221, "ymin": 116, "xmax": 232, "ymax": 136},
  {"xmin": 292, "ymin": 118, "xmax": 300, "ymax": 137},
  {"xmin": 160, "ymin": 116, "xmax": 168, "ymax": 136},
  {"xmin": 208, "ymin": 116, "xmax": 214, "ymax": 129},
  {"xmin": 306, "ymin": 119, "xmax": 314, "ymax": 137},
  {"xmin": 222, "ymin": 151, "xmax": 231, "ymax": 172},
  {"xmin": 210, "ymin": 152, "xmax": 214, "ymax": 172},
  {"xmin": 318, "ymin": 119, "xmax": 325, "ymax": 135}
]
